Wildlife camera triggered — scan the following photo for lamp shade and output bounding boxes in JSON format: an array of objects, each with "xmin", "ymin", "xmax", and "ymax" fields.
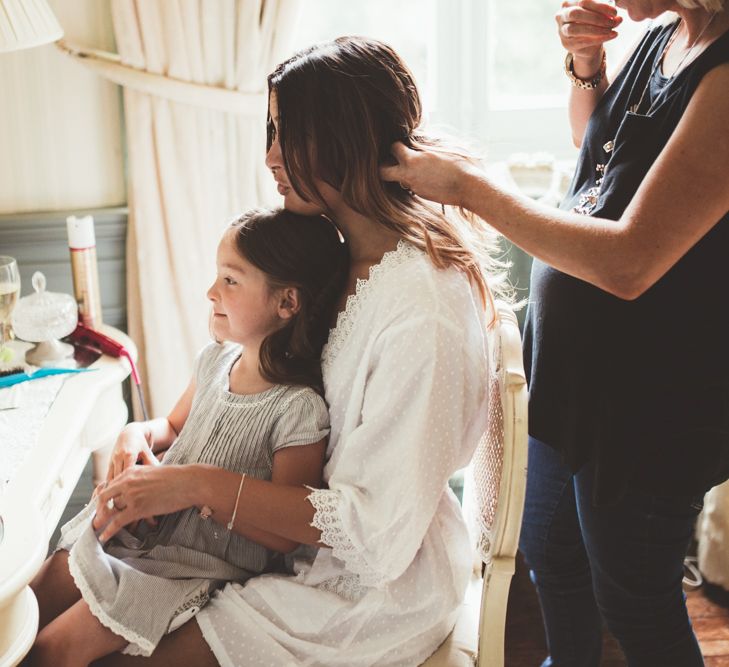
[{"xmin": 0, "ymin": 0, "xmax": 63, "ymax": 54}]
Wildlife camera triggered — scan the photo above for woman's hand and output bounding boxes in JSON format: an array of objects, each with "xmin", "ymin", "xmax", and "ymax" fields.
[
  {"xmin": 380, "ymin": 142, "xmax": 483, "ymax": 208},
  {"xmin": 93, "ymin": 464, "xmax": 195, "ymax": 541},
  {"xmin": 106, "ymin": 422, "xmax": 159, "ymax": 483},
  {"xmin": 557, "ymin": 0, "xmax": 621, "ymax": 75}
]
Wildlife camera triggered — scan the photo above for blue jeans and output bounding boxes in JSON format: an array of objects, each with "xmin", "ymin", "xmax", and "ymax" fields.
[{"xmin": 519, "ymin": 437, "xmax": 704, "ymax": 667}]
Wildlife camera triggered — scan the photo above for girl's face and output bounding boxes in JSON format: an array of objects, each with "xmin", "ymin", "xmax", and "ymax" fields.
[
  {"xmin": 265, "ymin": 93, "xmax": 342, "ymax": 215},
  {"xmin": 207, "ymin": 229, "xmax": 287, "ymax": 346}
]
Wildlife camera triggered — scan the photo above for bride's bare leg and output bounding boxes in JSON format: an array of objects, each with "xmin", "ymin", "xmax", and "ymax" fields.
[
  {"xmin": 29, "ymin": 550, "xmax": 82, "ymax": 630},
  {"xmin": 92, "ymin": 620, "xmax": 218, "ymax": 667}
]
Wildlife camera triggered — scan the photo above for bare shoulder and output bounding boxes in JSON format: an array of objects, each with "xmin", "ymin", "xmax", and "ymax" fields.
[
  {"xmin": 660, "ymin": 60, "xmax": 729, "ymax": 195},
  {"xmin": 697, "ymin": 59, "xmax": 729, "ymax": 85},
  {"xmin": 688, "ymin": 61, "xmax": 729, "ymax": 113}
]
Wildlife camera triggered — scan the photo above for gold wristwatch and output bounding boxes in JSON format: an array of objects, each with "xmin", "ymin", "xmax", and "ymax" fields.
[{"xmin": 564, "ymin": 50, "xmax": 606, "ymax": 90}]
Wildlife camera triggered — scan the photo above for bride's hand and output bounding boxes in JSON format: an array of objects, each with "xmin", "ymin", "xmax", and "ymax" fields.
[{"xmin": 93, "ymin": 464, "xmax": 195, "ymax": 541}]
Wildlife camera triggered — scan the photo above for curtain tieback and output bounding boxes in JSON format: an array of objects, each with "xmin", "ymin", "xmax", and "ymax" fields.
[{"xmin": 56, "ymin": 40, "xmax": 266, "ymax": 115}]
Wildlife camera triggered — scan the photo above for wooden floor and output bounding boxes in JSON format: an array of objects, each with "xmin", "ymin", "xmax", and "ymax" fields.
[{"xmin": 505, "ymin": 552, "xmax": 729, "ymax": 666}]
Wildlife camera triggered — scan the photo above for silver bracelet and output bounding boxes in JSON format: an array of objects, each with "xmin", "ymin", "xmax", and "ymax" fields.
[{"xmin": 227, "ymin": 473, "xmax": 246, "ymax": 531}]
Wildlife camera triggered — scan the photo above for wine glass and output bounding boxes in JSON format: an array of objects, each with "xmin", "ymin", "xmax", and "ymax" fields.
[{"xmin": 0, "ymin": 256, "xmax": 21, "ymax": 362}]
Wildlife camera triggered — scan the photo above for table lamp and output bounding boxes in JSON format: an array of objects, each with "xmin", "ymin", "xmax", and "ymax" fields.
[{"xmin": 0, "ymin": 0, "xmax": 63, "ymax": 54}]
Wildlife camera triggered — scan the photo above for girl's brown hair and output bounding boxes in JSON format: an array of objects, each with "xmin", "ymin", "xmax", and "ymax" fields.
[
  {"xmin": 231, "ymin": 208, "xmax": 348, "ymax": 395},
  {"xmin": 267, "ymin": 36, "xmax": 510, "ymax": 319}
]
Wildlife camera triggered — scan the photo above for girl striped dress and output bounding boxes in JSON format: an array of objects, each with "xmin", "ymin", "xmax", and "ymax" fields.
[{"xmin": 57, "ymin": 341, "xmax": 329, "ymax": 656}]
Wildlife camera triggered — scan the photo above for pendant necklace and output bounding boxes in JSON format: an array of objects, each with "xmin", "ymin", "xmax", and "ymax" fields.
[
  {"xmin": 628, "ymin": 11, "xmax": 718, "ymax": 116},
  {"xmin": 574, "ymin": 12, "xmax": 717, "ymax": 216}
]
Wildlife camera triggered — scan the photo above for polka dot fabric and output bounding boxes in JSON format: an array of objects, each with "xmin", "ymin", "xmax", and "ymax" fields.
[{"xmin": 196, "ymin": 241, "xmax": 490, "ymax": 666}]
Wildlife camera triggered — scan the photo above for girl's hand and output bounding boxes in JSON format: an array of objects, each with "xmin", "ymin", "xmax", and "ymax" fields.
[
  {"xmin": 379, "ymin": 142, "xmax": 482, "ymax": 208},
  {"xmin": 93, "ymin": 464, "xmax": 194, "ymax": 541},
  {"xmin": 106, "ymin": 423, "xmax": 159, "ymax": 483},
  {"xmin": 556, "ymin": 1, "xmax": 622, "ymax": 72}
]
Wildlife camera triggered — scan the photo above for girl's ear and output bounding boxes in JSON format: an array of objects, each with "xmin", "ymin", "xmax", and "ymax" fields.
[{"xmin": 277, "ymin": 287, "xmax": 301, "ymax": 320}]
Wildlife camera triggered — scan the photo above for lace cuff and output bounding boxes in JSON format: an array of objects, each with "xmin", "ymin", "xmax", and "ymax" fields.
[{"xmin": 306, "ymin": 488, "xmax": 387, "ymax": 589}]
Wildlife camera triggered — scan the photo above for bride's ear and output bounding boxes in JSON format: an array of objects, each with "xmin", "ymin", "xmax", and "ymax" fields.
[{"xmin": 277, "ymin": 287, "xmax": 301, "ymax": 320}]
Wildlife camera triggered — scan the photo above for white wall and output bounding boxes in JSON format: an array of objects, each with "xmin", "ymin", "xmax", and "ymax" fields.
[{"xmin": 0, "ymin": 0, "xmax": 125, "ymax": 214}]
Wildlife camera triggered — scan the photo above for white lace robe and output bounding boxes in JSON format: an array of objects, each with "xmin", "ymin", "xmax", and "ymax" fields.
[{"xmin": 196, "ymin": 241, "xmax": 490, "ymax": 666}]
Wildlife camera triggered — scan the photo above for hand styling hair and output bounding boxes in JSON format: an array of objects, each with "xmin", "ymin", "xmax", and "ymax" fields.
[{"xmin": 231, "ymin": 208, "xmax": 348, "ymax": 395}]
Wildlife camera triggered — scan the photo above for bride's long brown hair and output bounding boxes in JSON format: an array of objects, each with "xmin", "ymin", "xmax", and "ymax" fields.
[{"xmin": 267, "ymin": 35, "xmax": 511, "ymax": 318}]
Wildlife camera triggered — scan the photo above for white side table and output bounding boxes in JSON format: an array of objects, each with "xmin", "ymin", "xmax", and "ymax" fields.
[{"xmin": 0, "ymin": 325, "xmax": 134, "ymax": 666}]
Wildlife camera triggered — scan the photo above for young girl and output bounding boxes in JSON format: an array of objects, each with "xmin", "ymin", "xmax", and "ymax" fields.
[{"xmin": 27, "ymin": 207, "xmax": 348, "ymax": 663}]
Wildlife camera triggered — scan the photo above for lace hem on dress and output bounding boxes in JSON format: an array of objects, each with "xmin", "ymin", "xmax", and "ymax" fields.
[
  {"xmin": 318, "ymin": 573, "xmax": 368, "ymax": 602},
  {"xmin": 68, "ymin": 546, "xmax": 157, "ymax": 656},
  {"xmin": 307, "ymin": 488, "xmax": 388, "ymax": 589}
]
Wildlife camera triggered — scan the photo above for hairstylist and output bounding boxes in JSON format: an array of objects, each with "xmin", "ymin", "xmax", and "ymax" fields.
[{"xmin": 381, "ymin": 1, "xmax": 729, "ymax": 664}]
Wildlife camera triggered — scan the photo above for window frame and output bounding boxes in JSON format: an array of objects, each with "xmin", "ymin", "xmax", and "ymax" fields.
[{"xmin": 429, "ymin": 0, "xmax": 577, "ymax": 161}]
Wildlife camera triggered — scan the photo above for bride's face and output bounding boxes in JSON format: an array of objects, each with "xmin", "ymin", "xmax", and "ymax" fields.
[{"xmin": 265, "ymin": 93, "xmax": 341, "ymax": 216}]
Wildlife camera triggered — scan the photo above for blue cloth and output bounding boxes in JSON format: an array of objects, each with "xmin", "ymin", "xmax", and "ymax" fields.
[{"xmin": 520, "ymin": 437, "xmax": 704, "ymax": 667}]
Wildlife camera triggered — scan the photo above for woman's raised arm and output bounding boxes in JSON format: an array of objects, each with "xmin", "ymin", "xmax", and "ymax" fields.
[
  {"xmin": 382, "ymin": 64, "xmax": 729, "ymax": 300},
  {"xmin": 557, "ymin": 0, "xmax": 621, "ymax": 145}
]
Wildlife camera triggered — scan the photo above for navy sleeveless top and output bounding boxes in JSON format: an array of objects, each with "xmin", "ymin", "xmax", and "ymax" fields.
[{"xmin": 523, "ymin": 21, "xmax": 729, "ymax": 504}]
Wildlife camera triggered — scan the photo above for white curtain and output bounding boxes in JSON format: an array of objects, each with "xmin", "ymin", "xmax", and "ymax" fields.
[
  {"xmin": 108, "ymin": 0, "xmax": 300, "ymax": 416},
  {"xmin": 698, "ymin": 481, "xmax": 729, "ymax": 590}
]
